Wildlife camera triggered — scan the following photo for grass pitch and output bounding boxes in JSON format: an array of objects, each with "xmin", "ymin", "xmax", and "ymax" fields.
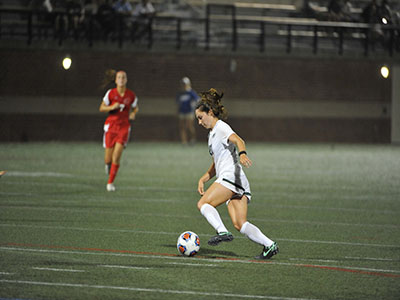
[{"xmin": 0, "ymin": 142, "xmax": 399, "ymax": 299}]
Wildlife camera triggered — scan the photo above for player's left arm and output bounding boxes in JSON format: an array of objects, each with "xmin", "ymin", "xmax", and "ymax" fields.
[
  {"xmin": 129, "ymin": 106, "xmax": 139, "ymax": 120},
  {"xmin": 228, "ymin": 133, "xmax": 252, "ymax": 168},
  {"xmin": 129, "ymin": 96, "xmax": 139, "ymax": 120}
]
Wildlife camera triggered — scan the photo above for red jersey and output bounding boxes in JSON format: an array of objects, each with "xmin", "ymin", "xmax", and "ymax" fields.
[{"xmin": 103, "ymin": 88, "xmax": 138, "ymax": 127}]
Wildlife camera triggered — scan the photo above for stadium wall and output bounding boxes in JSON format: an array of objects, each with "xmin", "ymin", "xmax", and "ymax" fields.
[{"xmin": 0, "ymin": 49, "xmax": 391, "ymax": 143}]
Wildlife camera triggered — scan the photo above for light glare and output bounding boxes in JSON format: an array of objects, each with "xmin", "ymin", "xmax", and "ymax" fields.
[
  {"xmin": 62, "ymin": 57, "xmax": 72, "ymax": 70},
  {"xmin": 380, "ymin": 66, "xmax": 389, "ymax": 79}
]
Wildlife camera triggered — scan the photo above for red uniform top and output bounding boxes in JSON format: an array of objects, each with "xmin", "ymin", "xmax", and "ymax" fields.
[{"xmin": 103, "ymin": 88, "xmax": 138, "ymax": 128}]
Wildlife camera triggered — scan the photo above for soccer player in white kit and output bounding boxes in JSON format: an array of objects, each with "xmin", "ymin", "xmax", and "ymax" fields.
[{"xmin": 195, "ymin": 88, "xmax": 279, "ymax": 259}]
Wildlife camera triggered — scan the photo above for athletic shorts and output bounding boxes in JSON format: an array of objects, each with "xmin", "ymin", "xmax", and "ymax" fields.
[
  {"xmin": 216, "ymin": 171, "xmax": 252, "ymax": 203},
  {"xmin": 103, "ymin": 123, "xmax": 131, "ymax": 148}
]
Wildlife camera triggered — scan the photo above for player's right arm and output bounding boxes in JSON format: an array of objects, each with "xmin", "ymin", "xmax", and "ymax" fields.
[
  {"xmin": 99, "ymin": 89, "xmax": 120, "ymax": 113},
  {"xmin": 197, "ymin": 162, "xmax": 216, "ymax": 195},
  {"xmin": 99, "ymin": 101, "xmax": 120, "ymax": 112}
]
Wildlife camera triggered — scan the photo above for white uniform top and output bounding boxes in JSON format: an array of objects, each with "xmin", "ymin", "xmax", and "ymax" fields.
[{"xmin": 208, "ymin": 120, "xmax": 251, "ymax": 200}]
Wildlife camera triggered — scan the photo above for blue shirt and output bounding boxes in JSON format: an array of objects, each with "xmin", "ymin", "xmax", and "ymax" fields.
[
  {"xmin": 176, "ymin": 89, "xmax": 200, "ymax": 114},
  {"xmin": 113, "ymin": 0, "xmax": 133, "ymax": 13}
]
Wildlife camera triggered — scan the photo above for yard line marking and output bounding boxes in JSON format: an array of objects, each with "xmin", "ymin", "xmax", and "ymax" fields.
[
  {"xmin": 1, "ymin": 204, "xmax": 399, "ymax": 228},
  {"xmin": 252, "ymin": 218, "xmax": 400, "ymax": 229},
  {"xmin": 6, "ymin": 171, "xmax": 73, "ymax": 178},
  {"xmin": 289, "ymin": 258, "xmax": 339, "ymax": 263},
  {"xmin": 297, "ymin": 264, "xmax": 400, "ymax": 278},
  {"xmin": 0, "ymin": 279, "xmax": 318, "ymax": 300},
  {"xmin": 1, "ymin": 224, "xmax": 399, "ymax": 248},
  {"xmin": 1, "ymin": 245, "xmax": 400, "ymax": 278},
  {"xmin": 2, "ymin": 196, "xmax": 399, "ymax": 216},
  {"xmin": 100, "ymin": 265, "xmax": 152, "ymax": 270},
  {"xmin": 345, "ymin": 256, "xmax": 400, "ymax": 262},
  {"xmin": 259, "ymin": 204, "xmax": 399, "ymax": 215},
  {"xmin": 274, "ymin": 238, "xmax": 400, "ymax": 248},
  {"xmin": 0, "ymin": 271, "xmax": 14, "ymax": 275},
  {"xmin": 166, "ymin": 262, "xmax": 218, "ymax": 267},
  {"xmin": 32, "ymin": 267, "xmax": 85, "ymax": 273}
]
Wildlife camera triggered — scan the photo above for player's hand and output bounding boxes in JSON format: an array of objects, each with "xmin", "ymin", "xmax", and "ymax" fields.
[
  {"xmin": 240, "ymin": 154, "xmax": 252, "ymax": 168},
  {"xmin": 197, "ymin": 180, "xmax": 205, "ymax": 195},
  {"xmin": 110, "ymin": 103, "xmax": 120, "ymax": 111},
  {"xmin": 129, "ymin": 112, "xmax": 136, "ymax": 120}
]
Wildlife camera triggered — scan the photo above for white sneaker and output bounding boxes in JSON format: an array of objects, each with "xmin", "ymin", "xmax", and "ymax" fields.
[{"xmin": 106, "ymin": 183, "xmax": 116, "ymax": 192}]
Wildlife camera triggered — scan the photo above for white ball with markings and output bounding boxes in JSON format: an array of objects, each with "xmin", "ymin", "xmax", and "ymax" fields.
[{"xmin": 177, "ymin": 231, "xmax": 200, "ymax": 257}]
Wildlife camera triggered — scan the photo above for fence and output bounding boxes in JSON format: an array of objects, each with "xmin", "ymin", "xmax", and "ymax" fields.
[{"xmin": 1, "ymin": 5, "xmax": 399, "ymax": 57}]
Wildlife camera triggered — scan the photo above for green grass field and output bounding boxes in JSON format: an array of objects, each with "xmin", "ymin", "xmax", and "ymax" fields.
[{"xmin": 0, "ymin": 142, "xmax": 399, "ymax": 299}]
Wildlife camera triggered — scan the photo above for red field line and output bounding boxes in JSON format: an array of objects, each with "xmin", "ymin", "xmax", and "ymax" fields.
[
  {"xmin": 4, "ymin": 242, "xmax": 178, "ymax": 257},
  {"xmin": 3, "ymin": 242, "xmax": 399, "ymax": 278}
]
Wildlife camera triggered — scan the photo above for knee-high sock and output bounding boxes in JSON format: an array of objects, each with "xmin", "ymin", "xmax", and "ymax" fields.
[
  {"xmin": 200, "ymin": 203, "xmax": 228, "ymax": 233},
  {"xmin": 240, "ymin": 221, "xmax": 273, "ymax": 247},
  {"xmin": 108, "ymin": 163, "xmax": 120, "ymax": 184}
]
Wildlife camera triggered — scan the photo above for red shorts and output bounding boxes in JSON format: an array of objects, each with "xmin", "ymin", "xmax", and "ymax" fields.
[{"xmin": 103, "ymin": 122, "xmax": 131, "ymax": 148}]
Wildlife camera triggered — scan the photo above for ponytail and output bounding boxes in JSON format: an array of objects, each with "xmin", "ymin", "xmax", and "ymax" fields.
[{"xmin": 100, "ymin": 69, "xmax": 117, "ymax": 90}]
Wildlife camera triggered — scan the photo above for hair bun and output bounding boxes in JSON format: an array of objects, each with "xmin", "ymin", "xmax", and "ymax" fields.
[{"xmin": 209, "ymin": 88, "xmax": 218, "ymax": 97}]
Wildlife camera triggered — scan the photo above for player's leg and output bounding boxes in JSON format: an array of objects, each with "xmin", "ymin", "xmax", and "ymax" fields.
[
  {"xmin": 107, "ymin": 126, "xmax": 130, "ymax": 191},
  {"xmin": 227, "ymin": 196, "xmax": 279, "ymax": 259},
  {"xmin": 107, "ymin": 142, "xmax": 124, "ymax": 186},
  {"xmin": 104, "ymin": 147, "xmax": 113, "ymax": 175},
  {"xmin": 197, "ymin": 182, "xmax": 235, "ymax": 245},
  {"xmin": 179, "ymin": 117, "xmax": 188, "ymax": 144},
  {"xmin": 103, "ymin": 125, "xmax": 115, "ymax": 175}
]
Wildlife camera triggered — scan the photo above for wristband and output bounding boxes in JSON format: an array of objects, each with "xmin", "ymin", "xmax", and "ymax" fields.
[{"xmin": 238, "ymin": 151, "xmax": 247, "ymax": 156}]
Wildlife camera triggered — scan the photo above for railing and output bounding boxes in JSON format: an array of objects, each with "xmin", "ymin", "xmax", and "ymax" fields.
[{"xmin": 1, "ymin": 5, "xmax": 399, "ymax": 57}]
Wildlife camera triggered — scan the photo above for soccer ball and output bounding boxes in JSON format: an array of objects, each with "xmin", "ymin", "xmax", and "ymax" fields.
[{"xmin": 177, "ymin": 231, "xmax": 200, "ymax": 257}]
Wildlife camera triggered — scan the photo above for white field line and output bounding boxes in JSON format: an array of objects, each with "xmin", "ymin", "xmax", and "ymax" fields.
[
  {"xmin": 345, "ymin": 256, "xmax": 400, "ymax": 262},
  {"xmin": 3, "ymin": 180, "xmax": 399, "ymax": 203},
  {"xmin": 2, "ymin": 200, "xmax": 399, "ymax": 216},
  {"xmin": 1, "ymin": 204, "xmax": 399, "ymax": 229},
  {"xmin": 165, "ymin": 262, "xmax": 218, "ymax": 267},
  {"xmin": 251, "ymin": 218, "xmax": 400, "ymax": 229},
  {"xmin": 275, "ymin": 237, "xmax": 400, "ymax": 248},
  {"xmin": 297, "ymin": 264, "xmax": 400, "ymax": 275},
  {"xmin": 0, "ymin": 271, "xmax": 14, "ymax": 275},
  {"xmin": 289, "ymin": 258, "xmax": 340, "ymax": 263},
  {"xmin": 5, "ymin": 171, "xmax": 73, "ymax": 178},
  {"xmin": 1, "ymin": 247, "xmax": 400, "ymax": 276},
  {"xmin": 0, "ymin": 279, "xmax": 318, "ymax": 300},
  {"xmin": 257, "ymin": 204, "xmax": 399, "ymax": 215},
  {"xmin": 1, "ymin": 223, "xmax": 399, "ymax": 248},
  {"xmin": 32, "ymin": 267, "xmax": 85, "ymax": 273},
  {"xmin": 100, "ymin": 265, "xmax": 152, "ymax": 270}
]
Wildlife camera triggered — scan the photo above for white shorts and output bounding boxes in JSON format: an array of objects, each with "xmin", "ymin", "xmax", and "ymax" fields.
[{"xmin": 216, "ymin": 172, "xmax": 252, "ymax": 203}]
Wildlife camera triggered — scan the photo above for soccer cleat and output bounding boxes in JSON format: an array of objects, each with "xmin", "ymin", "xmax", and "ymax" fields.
[
  {"xmin": 106, "ymin": 183, "xmax": 116, "ymax": 192},
  {"xmin": 207, "ymin": 232, "xmax": 234, "ymax": 246},
  {"xmin": 255, "ymin": 242, "xmax": 279, "ymax": 260}
]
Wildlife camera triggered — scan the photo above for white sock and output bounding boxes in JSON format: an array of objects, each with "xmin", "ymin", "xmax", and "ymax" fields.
[
  {"xmin": 200, "ymin": 203, "xmax": 228, "ymax": 233},
  {"xmin": 240, "ymin": 221, "xmax": 274, "ymax": 247}
]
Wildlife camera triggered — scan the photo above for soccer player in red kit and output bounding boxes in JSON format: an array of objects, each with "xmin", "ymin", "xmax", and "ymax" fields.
[{"xmin": 99, "ymin": 70, "xmax": 138, "ymax": 191}]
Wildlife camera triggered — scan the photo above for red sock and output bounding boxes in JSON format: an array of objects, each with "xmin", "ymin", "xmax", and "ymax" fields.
[{"xmin": 108, "ymin": 163, "xmax": 120, "ymax": 184}]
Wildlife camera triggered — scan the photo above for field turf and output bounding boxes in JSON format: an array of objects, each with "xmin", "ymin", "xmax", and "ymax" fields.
[{"xmin": 0, "ymin": 142, "xmax": 399, "ymax": 299}]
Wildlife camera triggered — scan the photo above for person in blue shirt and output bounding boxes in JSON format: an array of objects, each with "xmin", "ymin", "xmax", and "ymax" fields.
[{"xmin": 176, "ymin": 77, "xmax": 200, "ymax": 145}]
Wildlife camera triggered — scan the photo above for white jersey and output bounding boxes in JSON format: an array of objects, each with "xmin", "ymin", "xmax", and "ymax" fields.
[{"xmin": 208, "ymin": 120, "xmax": 251, "ymax": 200}]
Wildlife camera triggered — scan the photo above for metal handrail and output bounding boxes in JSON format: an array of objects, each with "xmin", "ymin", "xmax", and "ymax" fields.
[{"xmin": 0, "ymin": 6, "xmax": 399, "ymax": 56}]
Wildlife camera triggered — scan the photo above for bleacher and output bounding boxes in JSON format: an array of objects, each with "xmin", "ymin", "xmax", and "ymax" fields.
[{"xmin": 0, "ymin": 0, "xmax": 399, "ymax": 57}]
